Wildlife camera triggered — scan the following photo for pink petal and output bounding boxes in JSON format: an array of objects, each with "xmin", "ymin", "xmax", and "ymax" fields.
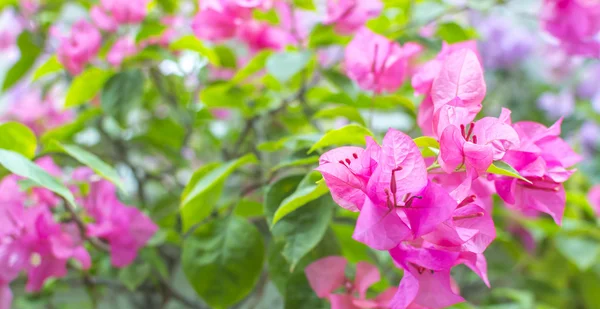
[
  {"xmin": 354, "ymin": 261, "xmax": 380, "ymax": 298},
  {"xmin": 367, "ymin": 128, "xmax": 427, "ymax": 206},
  {"xmin": 438, "ymin": 125, "xmax": 466, "ymax": 174},
  {"xmin": 457, "ymin": 252, "xmax": 490, "ymax": 287},
  {"xmin": 353, "ymin": 198, "xmax": 411, "ymax": 250},
  {"xmin": 431, "ymin": 48, "xmax": 486, "ymax": 113},
  {"xmin": 329, "ymin": 294, "xmax": 359, "ymax": 309},
  {"xmin": 402, "ymin": 181, "xmax": 457, "ymax": 238},
  {"xmin": 305, "ymin": 256, "xmax": 348, "ymax": 298},
  {"xmin": 0, "ymin": 284, "xmax": 11, "ymax": 309}
]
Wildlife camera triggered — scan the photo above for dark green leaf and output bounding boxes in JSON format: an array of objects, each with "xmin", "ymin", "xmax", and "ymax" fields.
[
  {"xmin": 119, "ymin": 263, "xmax": 151, "ymax": 291},
  {"xmin": 101, "ymin": 69, "xmax": 144, "ymax": 119},
  {"xmin": 232, "ymin": 50, "xmax": 272, "ymax": 83},
  {"xmin": 182, "ymin": 216, "xmax": 265, "ymax": 309},
  {"xmin": 136, "ymin": 20, "xmax": 168, "ymax": 43}
]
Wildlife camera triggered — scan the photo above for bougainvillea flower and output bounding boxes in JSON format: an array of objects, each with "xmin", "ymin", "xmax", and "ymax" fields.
[
  {"xmin": 324, "ymin": 0, "xmax": 382, "ymax": 34},
  {"xmin": 4, "ymin": 89, "xmax": 74, "ymax": 135},
  {"xmin": 588, "ymin": 185, "xmax": 600, "ymax": 217},
  {"xmin": 389, "ymin": 244, "xmax": 463, "ymax": 309},
  {"xmin": 90, "ymin": 5, "xmax": 117, "ymax": 32},
  {"xmin": 237, "ymin": 21, "xmax": 292, "ymax": 52},
  {"xmin": 317, "ymin": 137, "xmax": 380, "ymax": 212},
  {"xmin": 107, "ymin": 37, "xmax": 137, "ymax": 67},
  {"xmin": 192, "ymin": 7, "xmax": 244, "ymax": 42},
  {"xmin": 0, "ymin": 283, "xmax": 11, "ymax": 309},
  {"xmin": 305, "ymin": 256, "xmax": 395, "ymax": 309},
  {"xmin": 100, "ymin": 0, "xmax": 149, "ymax": 24},
  {"xmin": 345, "ymin": 28, "xmax": 422, "ymax": 94},
  {"xmin": 21, "ymin": 207, "xmax": 90, "ymax": 292},
  {"xmin": 438, "ymin": 114, "xmax": 520, "ymax": 176},
  {"xmin": 82, "ymin": 180, "xmax": 157, "ymax": 267},
  {"xmin": 541, "ymin": 0, "xmax": 600, "ymax": 57},
  {"xmin": 493, "ymin": 118, "xmax": 580, "ymax": 224},
  {"xmin": 352, "ymin": 129, "xmax": 456, "ymax": 249},
  {"xmin": 57, "ymin": 19, "xmax": 102, "ymax": 75}
]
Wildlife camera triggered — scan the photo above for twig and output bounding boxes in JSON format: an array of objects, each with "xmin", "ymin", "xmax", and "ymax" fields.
[
  {"xmin": 61, "ymin": 197, "xmax": 110, "ymax": 252},
  {"xmin": 157, "ymin": 275, "xmax": 206, "ymax": 309}
]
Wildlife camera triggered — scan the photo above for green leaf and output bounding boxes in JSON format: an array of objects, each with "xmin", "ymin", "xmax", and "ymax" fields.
[
  {"xmin": 264, "ymin": 175, "xmax": 305, "ymax": 225},
  {"xmin": 156, "ymin": 0, "xmax": 178, "ymax": 13},
  {"xmin": 169, "ymin": 35, "xmax": 220, "ymax": 65},
  {"xmin": 313, "ymin": 106, "xmax": 366, "ymax": 126},
  {"xmin": 373, "ymin": 95, "xmax": 416, "ymax": 114},
  {"xmin": 182, "ymin": 216, "xmax": 265, "ymax": 309},
  {"xmin": 0, "ymin": 149, "xmax": 75, "ymax": 205},
  {"xmin": 180, "ymin": 154, "xmax": 258, "ymax": 231},
  {"xmin": 136, "ymin": 20, "xmax": 168, "ymax": 43},
  {"xmin": 101, "ymin": 69, "xmax": 144, "ymax": 119},
  {"xmin": 270, "ymin": 156, "xmax": 319, "ymax": 173},
  {"xmin": 41, "ymin": 108, "xmax": 101, "ymax": 146},
  {"xmin": 214, "ymin": 45, "xmax": 237, "ymax": 68},
  {"xmin": 266, "ymin": 51, "xmax": 312, "ymax": 83},
  {"xmin": 2, "ymin": 31, "xmax": 42, "ymax": 90},
  {"xmin": 308, "ymin": 124, "xmax": 373, "ymax": 153},
  {"xmin": 413, "ymin": 136, "xmax": 440, "ymax": 158},
  {"xmin": 332, "ymin": 224, "xmax": 374, "ymax": 263},
  {"xmin": 555, "ymin": 236, "xmax": 600, "ymax": 271},
  {"xmin": 233, "ymin": 199, "xmax": 264, "ymax": 218},
  {"xmin": 119, "ymin": 263, "xmax": 151, "ymax": 291},
  {"xmin": 487, "ymin": 161, "xmax": 531, "ymax": 183},
  {"xmin": 293, "ymin": 0, "xmax": 316, "ymax": 10},
  {"xmin": 52, "ymin": 142, "xmax": 125, "ymax": 192},
  {"xmin": 308, "ymin": 24, "xmax": 351, "ymax": 48},
  {"xmin": 32, "ymin": 55, "xmax": 63, "ymax": 81},
  {"xmin": 436, "ymin": 21, "xmax": 478, "ymax": 44},
  {"xmin": 199, "ymin": 84, "xmax": 250, "ymax": 112},
  {"xmin": 0, "ymin": 122, "xmax": 37, "ymax": 159},
  {"xmin": 232, "ymin": 50, "xmax": 272, "ymax": 83},
  {"xmin": 273, "ymin": 195, "xmax": 336, "ymax": 271},
  {"xmin": 65, "ymin": 68, "xmax": 113, "ymax": 108},
  {"xmin": 272, "ymin": 172, "xmax": 329, "ymax": 225}
]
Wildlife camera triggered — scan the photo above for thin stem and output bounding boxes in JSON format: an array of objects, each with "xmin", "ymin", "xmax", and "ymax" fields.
[{"xmin": 61, "ymin": 197, "xmax": 110, "ymax": 252}]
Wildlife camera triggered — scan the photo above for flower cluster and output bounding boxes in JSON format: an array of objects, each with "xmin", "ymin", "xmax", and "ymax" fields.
[
  {"xmin": 305, "ymin": 257, "xmax": 397, "ymax": 308},
  {"xmin": 316, "ymin": 43, "xmax": 580, "ymax": 308},
  {"xmin": 541, "ymin": 0, "xmax": 600, "ymax": 57},
  {"xmin": 0, "ymin": 159, "xmax": 156, "ymax": 309}
]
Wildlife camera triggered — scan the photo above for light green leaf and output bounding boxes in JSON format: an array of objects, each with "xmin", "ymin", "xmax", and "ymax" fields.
[
  {"xmin": 373, "ymin": 95, "xmax": 416, "ymax": 114},
  {"xmin": 293, "ymin": 0, "xmax": 316, "ymax": 10},
  {"xmin": 270, "ymin": 156, "xmax": 319, "ymax": 173},
  {"xmin": 214, "ymin": 45, "xmax": 237, "ymax": 68},
  {"xmin": 65, "ymin": 68, "xmax": 113, "ymax": 108},
  {"xmin": 413, "ymin": 136, "xmax": 440, "ymax": 158},
  {"xmin": 156, "ymin": 0, "xmax": 178, "ymax": 13},
  {"xmin": 232, "ymin": 50, "xmax": 272, "ymax": 83},
  {"xmin": 313, "ymin": 106, "xmax": 366, "ymax": 126},
  {"xmin": 2, "ymin": 31, "xmax": 42, "ymax": 90},
  {"xmin": 169, "ymin": 35, "xmax": 220, "ymax": 65},
  {"xmin": 199, "ymin": 84, "xmax": 250, "ymax": 112},
  {"xmin": 266, "ymin": 51, "xmax": 312, "ymax": 83},
  {"xmin": 308, "ymin": 124, "xmax": 373, "ymax": 153},
  {"xmin": 308, "ymin": 24, "xmax": 351, "ymax": 48},
  {"xmin": 32, "ymin": 55, "xmax": 63, "ymax": 81},
  {"xmin": 182, "ymin": 216, "xmax": 265, "ymax": 309},
  {"xmin": 436, "ymin": 21, "xmax": 478, "ymax": 44},
  {"xmin": 272, "ymin": 172, "xmax": 329, "ymax": 225},
  {"xmin": 487, "ymin": 161, "xmax": 531, "ymax": 183},
  {"xmin": 0, "ymin": 149, "xmax": 75, "ymax": 205},
  {"xmin": 136, "ymin": 20, "xmax": 167, "ymax": 43},
  {"xmin": 0, "ymin": 122, "xmax": 37, "ymax": 159},
  {"xmin": 233, "ymin": 199, "xmax": 264, "ymax": 218},
  {"xmin": 556, "ymin": 236, "xmax": 600, "ymax": 271},
  {"xmin": 52, "ymin": 142, "xmax": 125, "ymax": 192},
  {"xmin": 180, "ymin": 154, "xmax": 258, "ymax": 231}
]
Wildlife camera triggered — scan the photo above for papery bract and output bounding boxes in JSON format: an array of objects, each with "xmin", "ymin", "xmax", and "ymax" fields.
[
  {"xmin": 588, "ymin": 185, "xmax": 600, "ymax": 217},
  {"xmin": 325, "ymin": 0, "xmax": 382, "ymax": 34},
  {"xmin": 90, "ymin": 5, "xmax": 117, "ymax": 32},
  {"xmin": 100, "ymin": 0, "xmax": 149, "ymax": 24},
  {"xmin": 107, "ymin": 37, "xmax": 137, "ymax": 67},
  {"xmin": 57, "ymin": 19, "xmax": 102, "ymax": 75},
  {"xmin": 345, "ymin": 28, "xmax": 421, "ymax": 94}
]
